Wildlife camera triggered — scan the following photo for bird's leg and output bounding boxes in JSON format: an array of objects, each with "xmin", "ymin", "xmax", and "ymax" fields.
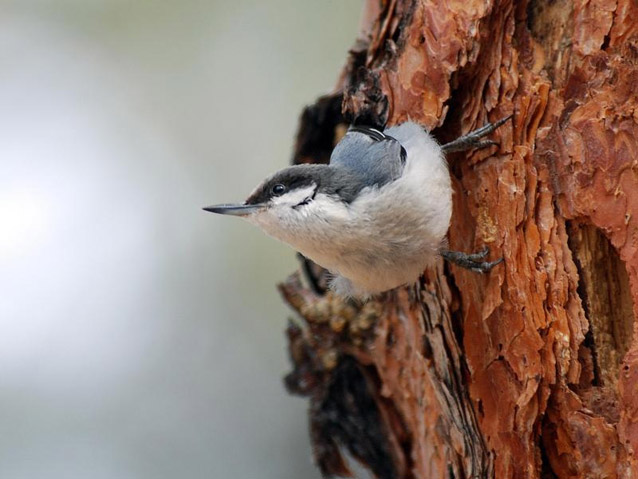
[
  {"xmin": 440, "ymin": 248, "xmax": 503, "ymax": 273},
  {"xmin": 441, "ymin": 115, "xmax": 511, "ymax": 153}
]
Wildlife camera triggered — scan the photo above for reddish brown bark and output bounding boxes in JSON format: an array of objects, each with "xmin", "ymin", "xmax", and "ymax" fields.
[{"xmin": 282, "ymin": 1, "xmax": 638, "ymax": 478}]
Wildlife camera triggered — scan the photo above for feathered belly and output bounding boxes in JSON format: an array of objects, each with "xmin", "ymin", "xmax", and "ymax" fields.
[{"xmin": 293, "ymin": 212, "xmax": 444, "ymax": 293}]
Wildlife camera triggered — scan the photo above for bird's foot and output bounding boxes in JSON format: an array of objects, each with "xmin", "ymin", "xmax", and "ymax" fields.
[
  {"xmin": 441, "ymin": 247, "xmax": 503, "ymax": 273},
  {"xmin": 441, "ymin": 115, "xmax": 511, "ymax": 153}
]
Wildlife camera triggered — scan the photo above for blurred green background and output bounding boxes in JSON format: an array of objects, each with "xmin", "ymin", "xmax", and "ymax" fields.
[{"xmin": 0, "ymin": 1, "xmax": 362, "ymax": 478}]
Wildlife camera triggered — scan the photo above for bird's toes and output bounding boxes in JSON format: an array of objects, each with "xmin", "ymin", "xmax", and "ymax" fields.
[
  {"xmin": 471, "ymin": 257, "xmax": 504, "ymax": 273},
  {"xmin": 462, "ymin": 246, "xmax": 490, "ymax": 261},
  {"xmin": 473, "ymin": 139, "xmax": 499, "ymax": 150}
]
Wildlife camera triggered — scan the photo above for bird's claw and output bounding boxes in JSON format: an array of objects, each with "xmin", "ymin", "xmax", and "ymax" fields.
[
  {"xmin": 441, "ymin": 115, "xmax": 511, "ymax": 153},
  {"xmin": 469, "ymin": 256, "xmax": 503, "ymax": 273},
  {"xmin": 459, "ymin": 246, "xmax": 489, "ymax": 261},
  {"xmin": 441, "ymin": 247, "xmax": 503, "ymax": 274},
  {"xmin": 473, "ymin": 140, "xmax": 499, "ymax": 150}
]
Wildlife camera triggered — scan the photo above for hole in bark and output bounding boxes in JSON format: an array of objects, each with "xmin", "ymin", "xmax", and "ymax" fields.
[
  {"xmin": 579, "ymin": 331, "xmax": 600, "ymax": 386},
  {"xmin": 602, "ymin": 32, "xmax": 611, "ymax": 50},
  {"xmin": 292, "ymin": 92, "xmax": 346, "ymax": 165},
  {"xmin": 538, "ymin": 433, "xmax": 559, "ymax": 479},
  {"xmin": 567, "ymin": 222, "xmax": 635, "ymax": 387},
  {"xmin": 525, "ymin": 0, "xmax": 574, "ymax": 76},
  {"xmin": 578, "ymin": 324, "xmax": 602, "ymax": 386}
]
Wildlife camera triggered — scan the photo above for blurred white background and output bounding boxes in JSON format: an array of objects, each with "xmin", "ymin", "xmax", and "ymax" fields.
[{"xmin": 0, "ymin": 1, "xmax": 362, "ymax": 478}]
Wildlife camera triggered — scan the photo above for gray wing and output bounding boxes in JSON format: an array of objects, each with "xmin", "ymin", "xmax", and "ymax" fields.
[{"xmin": 329, "ymin": 126, "xmax": 406, "ymax": 188}]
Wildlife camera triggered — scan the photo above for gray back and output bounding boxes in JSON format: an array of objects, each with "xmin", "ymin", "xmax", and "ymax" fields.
[{"xmin": 329, "ymin": 127, "xmax": 405, "ymax": 188}]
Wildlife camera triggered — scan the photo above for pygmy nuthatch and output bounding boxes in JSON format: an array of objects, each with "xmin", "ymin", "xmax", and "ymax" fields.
[{"xmin": 205, "ymin": 117, "xmax": 510, "ymax": 297}]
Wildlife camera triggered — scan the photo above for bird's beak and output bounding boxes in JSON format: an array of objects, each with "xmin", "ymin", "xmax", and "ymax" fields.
[{"xmin": 202, "ymin": 203, "xmax": 265, "ymax": 217}]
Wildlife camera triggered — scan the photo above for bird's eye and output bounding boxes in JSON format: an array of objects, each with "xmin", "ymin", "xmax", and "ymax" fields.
[{"xmin": 272, "ymin": 184, "xmax": 286, "ymax": 196}]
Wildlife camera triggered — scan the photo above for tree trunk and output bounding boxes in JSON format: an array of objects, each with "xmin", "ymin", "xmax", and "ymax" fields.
[{"xmin": 281, "ymin": 1, "xmax": 638, "ymax": 478}]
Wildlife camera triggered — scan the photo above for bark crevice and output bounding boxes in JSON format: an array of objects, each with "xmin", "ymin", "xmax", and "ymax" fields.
[{"xmin": 567, "ymin": 222, "xmax": 634, "ymax": 387}]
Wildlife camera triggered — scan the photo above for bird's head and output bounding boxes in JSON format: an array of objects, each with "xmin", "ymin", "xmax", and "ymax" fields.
[
  {"xmin": 204, "ymin": 164, "xmax": 362, "ymax": 245},
  {"xmin": 205, "ymin": 164, "xmax": 321, "ymax": 216}
]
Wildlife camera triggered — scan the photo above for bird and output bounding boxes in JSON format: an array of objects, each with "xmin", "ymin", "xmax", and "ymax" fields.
[{"xmin": 204, "ymin": 117, "xmax": 509, "ymax": 298}]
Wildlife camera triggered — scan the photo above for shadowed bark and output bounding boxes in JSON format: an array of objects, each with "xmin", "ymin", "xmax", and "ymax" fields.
[{"xmin": 281, "ymin": 1, "xmax": 638, "ymax": 477}]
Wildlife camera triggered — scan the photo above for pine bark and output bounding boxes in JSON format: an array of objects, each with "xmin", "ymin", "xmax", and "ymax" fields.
[{"xmin": 282, "ymin": 1, "xmax": 638, "ymax": 478}]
